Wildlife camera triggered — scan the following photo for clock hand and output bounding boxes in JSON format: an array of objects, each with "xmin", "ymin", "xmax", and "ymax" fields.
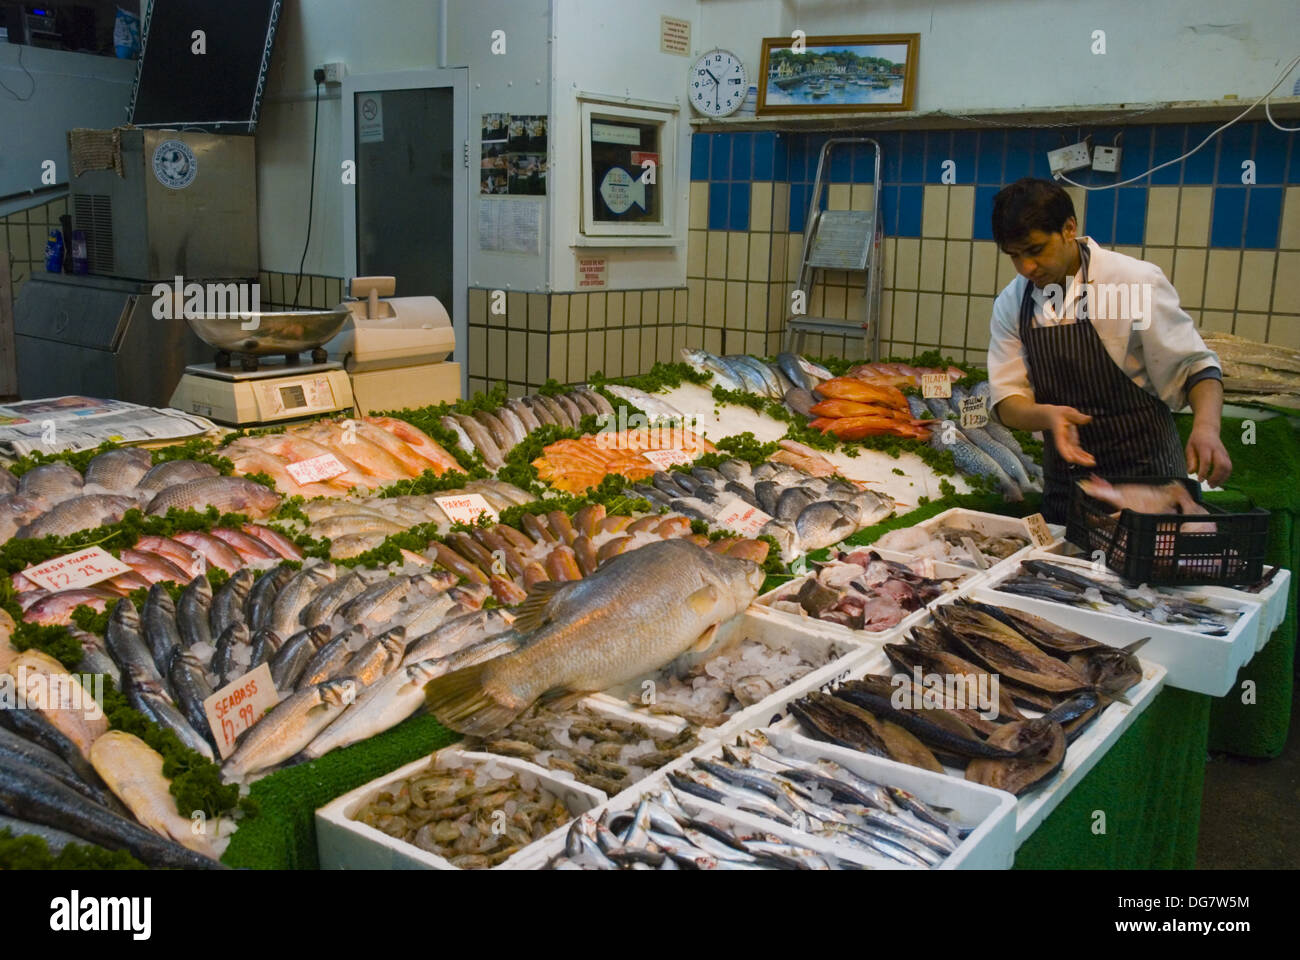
[{"xmin": 705, "ymin": 69, "xmax": 720, "ymax": 86}]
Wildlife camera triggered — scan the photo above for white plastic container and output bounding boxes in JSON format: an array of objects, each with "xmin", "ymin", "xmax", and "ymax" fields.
[
  {"xmin": 316, "ymin": 748, "xmax": 606, "ymax": 870},
  {"xmin": 752, "ymin": 647, "xmax": 1166, "ymax": 849},
  {"xmin": 972, "ymin": 550, "xmax": 1261, "ymax": 697},
  {"xmin": 898, "ymin": 507, "xmax": 1065, "ymax": 575},
  {"xmin": 1198, "ymin": 567, "xmax": 1291, "ymax": 653}
]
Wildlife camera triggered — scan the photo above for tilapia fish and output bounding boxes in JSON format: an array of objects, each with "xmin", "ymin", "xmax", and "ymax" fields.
[
  {"xmin": 425, "ymin": 539, "xmax": 763, "ymax": 736},
  {"xmin": 147, "ymin": 477, "xmax": 282, "ymax": 517}
]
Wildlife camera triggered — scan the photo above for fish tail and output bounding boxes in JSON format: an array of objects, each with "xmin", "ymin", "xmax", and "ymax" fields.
[{"xmin": 424, "ymin": 663, "xmax": 524, "ymax": 736}]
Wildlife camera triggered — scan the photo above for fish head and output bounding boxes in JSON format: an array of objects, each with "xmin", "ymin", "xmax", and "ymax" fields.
[
  {"xmin": 319, "ymin": 678, "xmax": 359, "ymax": 708},
  {"xmin": 380, "ymin": 628, "xmax": 407, "ymax": 656}
]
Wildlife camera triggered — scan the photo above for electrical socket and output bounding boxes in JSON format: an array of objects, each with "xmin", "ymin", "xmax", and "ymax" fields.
[
  {"xmin": 319, "ymin": 61, "xmax": 347, "ymax": 84},
  {"xmin": 1092, "ymin": 145, "xmax": 1121, "ymax": 173},
  {"xmin": 1047, "ymin": 142, "xmax": 1091, "ymax": 177}
]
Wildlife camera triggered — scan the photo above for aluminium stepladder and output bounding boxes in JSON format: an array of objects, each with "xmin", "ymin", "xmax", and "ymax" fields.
[{"xmin": 784, "ymin": 137, "xmax": 884, "ymax": 361}]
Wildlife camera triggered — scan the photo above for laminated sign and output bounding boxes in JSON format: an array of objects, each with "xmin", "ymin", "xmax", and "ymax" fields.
[
  {"xmin": 1024, "ymin": 513, "xmax": 1054, "ymax": 547},
  {"xmin": 286, "ymin": 453, "xmax": 348, "ymax": 485},
  {"xmin": 203, "ymin": 664, "xmax": 278, "ymax": 760},
  {"xmin": 716, "ymin": 497, "xmax": 773, "ymax": 538},
  {"xmin": 435, "ymin": 494, "xmax": 499, "ymax": 526},
  {"xmin": 921, "ymin": 374, "xmax": 952, "ymax": 399},
  {"xmin": 22, "ymin": 547, "xmax": 130, "ymax": 592},
  {"xmin": 960, "ymin": 396, "xmax": 989, "ymax": 429},
  {"xmin": 641, "ymin": 449, "xmax": 694, "ymax": 470}
]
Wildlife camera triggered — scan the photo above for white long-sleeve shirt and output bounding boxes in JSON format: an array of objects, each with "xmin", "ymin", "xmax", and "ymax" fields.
[{"xmin": 987, "ymin": 237, "xmax": 1221, "ymax": 415}]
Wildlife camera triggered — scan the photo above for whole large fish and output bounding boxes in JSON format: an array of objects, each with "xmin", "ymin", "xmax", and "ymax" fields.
[
  {"xmin": 425, "ymin": 539, "xmax": 763, "ymax": 737},
  {"xmin": 146, "ymin": 477, "xmax": 281, "ymax": 517},
  {"xmin": 142, "ymin": 583, "xmax": 183, "ymax": 675},
  {"xmin": 222, "ymin": 679, "xmax": 355, "ymax": 777},
  {"xmin": 681, "ymin": 348, "xmax": 743, "ymax": 391},
  {"xmin": 210, "ymin": 567, "xmax": 255, "ymax": 637},
  {"xmin": 17, "ymin": 462, "xmax": 83, "ymax": 500},
  {"xmin": 8, "ymin": 649, "xmax": 108, "ymax": 759},
  {"xmin": 16, "ymin": 494, "xmax": 136, "ymax": 540},
  {"xmin": 123, "ymin": 665, "xmax": 214, "ymax": 761},
  {"xmin": 453, "ymin": 413, "xmax": 504, "ymax": 468},
  {"xmin": 137, "ymin": 459, "xmax": 219, "ymax": 495},
  {"xmin": 0, "ymin": 725, "xmax": 124, "ymax": 813},
  {"xmin": 0, "ymin": 756, "xmax": 224, "ymax": 868},
  {"xmin": 601, "ymin": 384, "xmax": 688, "ymax": 425},
  {"xmin": 177, "ymin": 575, "xmax": 213, "ymax": 650},
  {"xmin": 268, "ymin": 563, "xmax": 336, "ymax": 638},
  {"xmin": 909, "ymin": 397, "xmax": 1022, "ymax": 502},
  {"xmin": 168, "ymin": 649, "xmax": 218, "ymax": 752},
  {"xmin": 84, "ymin": 448, "xmax": 152, "ymax": 491}
]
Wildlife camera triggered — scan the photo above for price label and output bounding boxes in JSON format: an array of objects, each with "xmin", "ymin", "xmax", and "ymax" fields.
[
  {"xmin": 202, "ymin": 663, "xmax": 277, "ymax": 760},
  {"xmin": 286, "ymin": 453, "xmax": 347, "ymax": 485},
  {"xmin": 434, "ymin": 493, "xmax": 499, "ymax": 526},
  {"xmin": 1024, "ymin": 513, "xmax": 1054, "ymax": 547},
  {"xmin": 921, "ymin": 374, "xmax": 952, "ymax": 399},
  {"xmin": 642, "ymin": 449, "xmax": 695, "ymax": 470},
  {"xmin": 716, "ymin": 497, "xmax": 773, "ymax": 538},
  {"xmin": 23, "ymin": 547, "xmax": 131, "ymax": 593},
  {"xmin": 959, "ymin": 396, "xmax": 989, "ymax": 429}
]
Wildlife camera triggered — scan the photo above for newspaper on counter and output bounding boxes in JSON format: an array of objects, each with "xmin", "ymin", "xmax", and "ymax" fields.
[{"xmin": 0, "ymin": 396, "xmax": 217, "ymax": 457}]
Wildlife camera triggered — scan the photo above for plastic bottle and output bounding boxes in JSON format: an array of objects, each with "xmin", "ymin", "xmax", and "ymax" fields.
[{"xmin": 43, "ymin": 230, "xmax": 64, "ymax": 272}]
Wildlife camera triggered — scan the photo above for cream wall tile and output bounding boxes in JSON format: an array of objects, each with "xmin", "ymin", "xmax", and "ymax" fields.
[
  {"xmin": 748, "ymin": 233, "xmax": 771, "ymax": 282},
  {"xmin": 1199, "ymin": 311, "xmax": 1234, "ymax": 334},
  {"xmin": 941, "ymin": 295, "xmax": 968, "ymax": 348},
  {"xmin": 1281, "ymin": 187, "xmax": 1300, "ymax": 250},
  {"xmin": 1237, "ymin": 251, "xmax": 1275, "ymax": 314},
  {"xmin": 468, "ymin": 326, "xmax": 487, "ymax": 378},
  {"xmin": 892, "ymin": 291, "xmax": 918, "ymax": 344},
  {"xmin": 745, "ymin": 332, "xmax": 766, "ymax": 355},
  {"xmin": 606, "ymin": 291, "xmax": 624, "ymax": 327},
  {"xmin": 747, "ymin": 282, "xmax": 767, "ymax": 329},
  {"xmin": 627, "ymin": 291, "xmax": 645, "ymax": 327},
  {"xmin": 878, "ymin": 290, "xmax": 893, "ymax": 339},
  {"xmin": 468, "ymin": 377, "xmax": 486, "ymax": 395},
  {"xmin": 1144, "ymin": 247, "xmax": 1175, "ymax": 278},
  {"xmin": 894, "ymin": 238, "xmax": 920, "ymax": 290},
  {"xmin": 508, "ymin": 292, "xmax": 527, "ymax": 329},
  {"xmin": 686, "ymin": 278, "xmax": 705, "ymax": 326},
  {"xmin": 685, "ymin": 325, "xmax": 704, "ymax": 349},
  {"xmin": 1268, "ymin": 316, "xmax": 1300, "ymax": 348},
  {"xmin": 881, "ymin": 237, "xmax": 896, "ymax": 289},
  {"xmin": 604, "ymin": 329, "xmax": 624, "ymax": 378},
  {"xmin": 1146, "ymin": 188, "xmax": 1179, "ymax": 246},
  {"xmin": 707, "ymin": 232, "xmax": 728, "ymax": 280},
  {"xmin": 967, "ymin": 296, "xmax": 995, "ymax": 350},
  {"xmin": 1176, "ymin": 187, "xmax": 1212, "ymax": 247},
  {"xmin": 660, "ymin": 290, "xmax": 675, "ymax": 326},
  {"xmin": 1203, "ymin": 250, "xmax": 1240, "ymax": 311},
  {"xmin": 587, "ymin": 292, "xmax": 606, "ymax": 329},
  {"xmin": 922, "ymin": 185, "xmax": 948, "ymax": 238},
  {"xmin": 773, "ymin": 183, "xmax": 790, "ymax": 233},
  {"xmin": 944, "ymin": 240, "xmax": 971, "ymax": 293},
  {"xmin": 828, "ymin": 184, "xmax": 851, "ymax": 210},
  {"xmin": 726, "ymin": 280, "xmax": 747, "ymax": 329},
  {"xmin": 727, "ymin": 232, "xmax": 750, "ymax": 280},
  {"xmin": 703, "ymin": 327, "xmax": 722, "ymax": 354},
  {"xmin": 786, "ymin": 234, "xmax": 802, "ymax": 282},
  {"xmin": 995, "ymin": 247, "xmax": 1019, "ymax": 291},
  {"xmin": 488, "ymin": 329, "xmax": 506, "ymax": 380},
  {"xmin": 823, "ymin": 285, "xmax": 847, "ymax": 321},
  {"xmin": 507, "ymin": 331, "xmax": 525, "ymax": 382},
  {"xmin": 642, "ymin": 291, "xmax": 659, "ymax": 327},
  {"xmin": 705, "ymin": 280, "xmax": 725, "ymax": 326},
  {"xmin": 528, "ymin": 293, "xmax": 548, "ymax": 331},
  {"xmin": 527, "ymin": 333, "xmax": 547, "ymax": 386},
  {"xmin": 769, "ymin": 233, "xmax": 788, "ymax": 283},
  {"xmin": 468, "ymin": 288, "xmax": 486, "ymax": 324},
  {"xmin": 689, "ymin": 182, "xmax": 709, "ymax": 230},
  {"xmin": 1063, "ymin": 186, "xmax": 1086, "ymax": 233},
  {"xmin": 656, "ymin": 326, "xmax": 672, "ymax": 365},
  {"xmin": 676, "ymin": 289, "xmax": 688, "ymax": 325},
  {"xmin": 809, "ymin": 286, "xmax": 824, "ymax": 317},
  {"xmin": 1172, "ymin": 248, "xmax": 1206, "ymax": 309},
  {"xmin": 569, "ymin": 294, "xmax": 588, "ymax": 331},
  {"xmin": 1234, "ymin": 313, "xmax": 1267, "ymax": 341},
  {"xmin": 673, "ymin": 325, "xmax": 687, "ymax": 357},
  {"xmin": 550, "ymin": 294, "xmax": 569, "ymax": 331},
  {"xmin": 1113, "ymin": 245, "xmax": 1143, "ymax": 261},
  {"xmin": 851, "ymin": 184, "xmax": 874, "ymax": 211},
  {"xmin": 750, "ymin": 182, "xmax": 773, "ymax": 233},
  {"xmin": 916, "ymin": 293, "xmax": 943, "ymax": 345},
  {"xmin": 970, "ymin": 241, "xmax": 999, "ymax": 296},
  {"xmin": 919, "ymin": 239, "xmax": 945, "ymax": 292},
  {"xmin": 769, "ymin": 285, "xmax": 786, "ymax": 330},
  {"xmin": 585, "ymin": 332, "xmax": 604, "ymax": 379},
  {"xmin": 947, "ymin": 186, "xmax": 974, "ymax": 239},
  {"xmin": 1274, "ymin": 253, "xmax": 1300, "ymax": 313},
  {"xmin": 549, "ymin": 334, "xmax": 568, "ymax": 381},
  {"xmin": 687, "ymin": 229, "xmax": 707, "ymax": 277}
]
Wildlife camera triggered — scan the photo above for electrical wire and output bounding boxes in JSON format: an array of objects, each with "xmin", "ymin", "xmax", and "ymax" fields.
[
  {"xmin": 291, "ymin": 79, "xmax": 322, "ymax": 309},
  {"xmin": 0, "ymin": 44, "xmax": 36, "ymax": 101},
  {"xmin": 1057, "ymin": 53, "xmax": 1300, "ymax": 191}
]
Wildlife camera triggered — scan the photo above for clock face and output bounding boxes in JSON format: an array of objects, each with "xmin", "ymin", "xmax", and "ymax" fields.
[{"xmin": 690, "ymin": 49, "xmax": 747, "ymax": 118}]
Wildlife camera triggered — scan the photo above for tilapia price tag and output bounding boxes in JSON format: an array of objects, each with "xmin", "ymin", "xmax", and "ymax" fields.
[
  {"xmin": 434, "ymin": 493, "xmax": 499, "ymax": 526},
  {"xmin": 641, "ymin": 448, "xmax": 695, "ymax": 470},
  {"xmin": 286, "ymin": 453, "xmax": 348, "ymax": 485},
  {"xmin": 1024, "ymin": 513, "xmax": 1054, "ymax": 547},
  {"xmin": 203, "ymin": 663, "xmax": 277, "ymax": 760},
  {"xmin": 23, "ymin": 546, "xmax": 131, "ymax": 592},
  {"xmin": 959, "ymin": 396, "xmax": 989, "ymax": 429},
  {"xmin": 921, "ymin": 374, "xmax": 952, "ymax": 399},
  {"xmin": 716, "ymin": 497, "xmax": 773, "ymax": 538}
]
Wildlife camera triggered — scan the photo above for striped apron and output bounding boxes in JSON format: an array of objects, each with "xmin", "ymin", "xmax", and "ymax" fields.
[{"xmin": 1020, "ymin": 241, "xmax": 1185, "ymax": 523}]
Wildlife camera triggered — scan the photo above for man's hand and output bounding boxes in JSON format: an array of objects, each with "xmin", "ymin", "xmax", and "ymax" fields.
[
  {"xmin": 1046, "ymin": 405, "xmax": 1096, "ymax": 467},
  {"xmin": 1186, "ymin": 424, "xmax": 1232, "ymax": 487}
]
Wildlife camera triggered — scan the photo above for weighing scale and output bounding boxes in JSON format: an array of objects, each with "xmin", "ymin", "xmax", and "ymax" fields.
[{"xmin": 169, "ymin": 308, "xmax": 356, "ymax": 426}]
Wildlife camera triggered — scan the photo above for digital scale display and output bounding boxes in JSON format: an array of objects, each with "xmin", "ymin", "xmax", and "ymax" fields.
[
  {"xmin": 255, "ymin": 376, "xmax": 337, "ymax": 418},
  {"xmin": 279, "ymin": 384, "xmax": 307, "ymax": 410}
]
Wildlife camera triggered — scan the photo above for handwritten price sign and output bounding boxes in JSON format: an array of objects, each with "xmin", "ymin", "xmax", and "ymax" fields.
[
  {"xmin": 641, "ymin": 449, "xmax": 695, "ymax": 470},
  {"xmin": 286, "ymin": 453, "xmax": 347, "ymax": 486},
  {"xmin": 202, "ymin": 663, "xmax": 277, "ymax": 760},
  {"xmin": 921, "ymin": 374, "xmax": 952, "ymax": 399},
  {"xmin": 434, "ymin": 493, "xmax": 499, "ymax": 526},
  {"xmin": 959, "ymin": 396, "xmax": 989, "ymax": 429},
  {"xmin": 23, "ymin": 547, "xmax": 131, "ymax": 592},
  {"xmin": 716, "ymin": 497, "xmax": 773, "ymax": 538},
  {"xmin": 1024, "ymin": 513, "xmax": 1054, "ymax": 548}
]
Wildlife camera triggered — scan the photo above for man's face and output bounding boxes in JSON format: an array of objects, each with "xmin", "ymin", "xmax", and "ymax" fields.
[{"xmin": 1002, "ymin": 217, "xmax": 1078, "ymax": 288}]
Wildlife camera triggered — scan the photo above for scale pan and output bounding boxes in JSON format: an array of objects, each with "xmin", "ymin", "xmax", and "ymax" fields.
[{"xmin": 184, "ymin": 308, "xmax": 349, "ymax": 357}]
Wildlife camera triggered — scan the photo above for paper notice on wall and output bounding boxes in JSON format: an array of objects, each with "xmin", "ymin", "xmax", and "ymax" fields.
[
  {"xmin": 660, "ymin": 15, "xmax": 691, "ymax": 55},
  {"xmin": 577, "ymin": 256, "xmax": 607, "ymax": 288},
  {"xmin": 358, "ymin": 94, "xmax": 384, "ymax": 143},
  {"xmin": 479, "ymin": 196, "xmax": 542, "ymax": 255}
]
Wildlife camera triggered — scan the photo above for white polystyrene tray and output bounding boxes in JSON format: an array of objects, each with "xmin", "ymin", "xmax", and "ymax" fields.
[
  {"xmin": 756, "ymin": 646, "xmax": 1166, "ymax": 849},
  {"xmin": 1198, "ymin": 567, "xmax": 1291, "ymax": 653},
  {"xmin": 316, "ymin": 748, "xmax": 605, "ymax": 870},
  {"xmin": 588, "ymin": 602, "xmax": 881, "ymax": 745},
  {"xmin": 972, "ymin": 550, "xmax": 1262, "ymax": 697},
  {"xmin": 911, "ymin": 507, "xmax": 1065, "ymax": 577}
]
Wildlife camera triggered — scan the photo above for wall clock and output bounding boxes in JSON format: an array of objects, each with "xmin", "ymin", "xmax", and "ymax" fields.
[{"xmin": 689, "ymin": 49, "xmax": 747, "ymax": 118}]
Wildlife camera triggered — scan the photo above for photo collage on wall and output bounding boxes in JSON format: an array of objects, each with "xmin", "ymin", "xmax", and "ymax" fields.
[{"xmin": 481, "ymin": 114, "xmax": 548, "ymax": 196}]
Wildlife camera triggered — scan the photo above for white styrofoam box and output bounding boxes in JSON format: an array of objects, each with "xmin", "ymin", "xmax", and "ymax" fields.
[
  {"xmin": 754, "ymin": 647, "xmax": 1166, "ymax": 849},
  {"xmin": 972, "ymin": 550, "xmax": 1262, "ymax": 697},
  {"xmin": 316, "ymin": 748, "xmax": 606, "ymax": 870},
  {"xmin": 590, "ymin": 602, "xmax": 881, "ymax": 745},
  {"xmin": 908, "ymin": 507, "xmax": 1065, "ymax": 573},
  {"xmin": 1198, "ymin": 567, "xmax": 1291, "ymax": 653}
]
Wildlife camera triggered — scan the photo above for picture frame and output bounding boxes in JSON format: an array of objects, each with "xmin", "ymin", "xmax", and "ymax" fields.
[{"xmin": 757, "ymin": 33, "xmax": 919, "ymax": 114}]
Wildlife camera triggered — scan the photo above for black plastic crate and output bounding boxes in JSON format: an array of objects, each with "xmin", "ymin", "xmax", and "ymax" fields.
[{"xmin": 1066, "ymin": 476, "xmax": 1270, "ymax": 587}]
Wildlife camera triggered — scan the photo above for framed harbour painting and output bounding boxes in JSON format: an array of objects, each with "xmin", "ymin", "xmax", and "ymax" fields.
[{"xmin": 757, "ymin": 34, "xmax": 918, "ymax": 114}]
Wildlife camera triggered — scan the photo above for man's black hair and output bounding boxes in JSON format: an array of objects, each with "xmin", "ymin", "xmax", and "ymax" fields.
[{"xmin": 991, "ymin": 178, "xmax": 1076, "ymax": 250}]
